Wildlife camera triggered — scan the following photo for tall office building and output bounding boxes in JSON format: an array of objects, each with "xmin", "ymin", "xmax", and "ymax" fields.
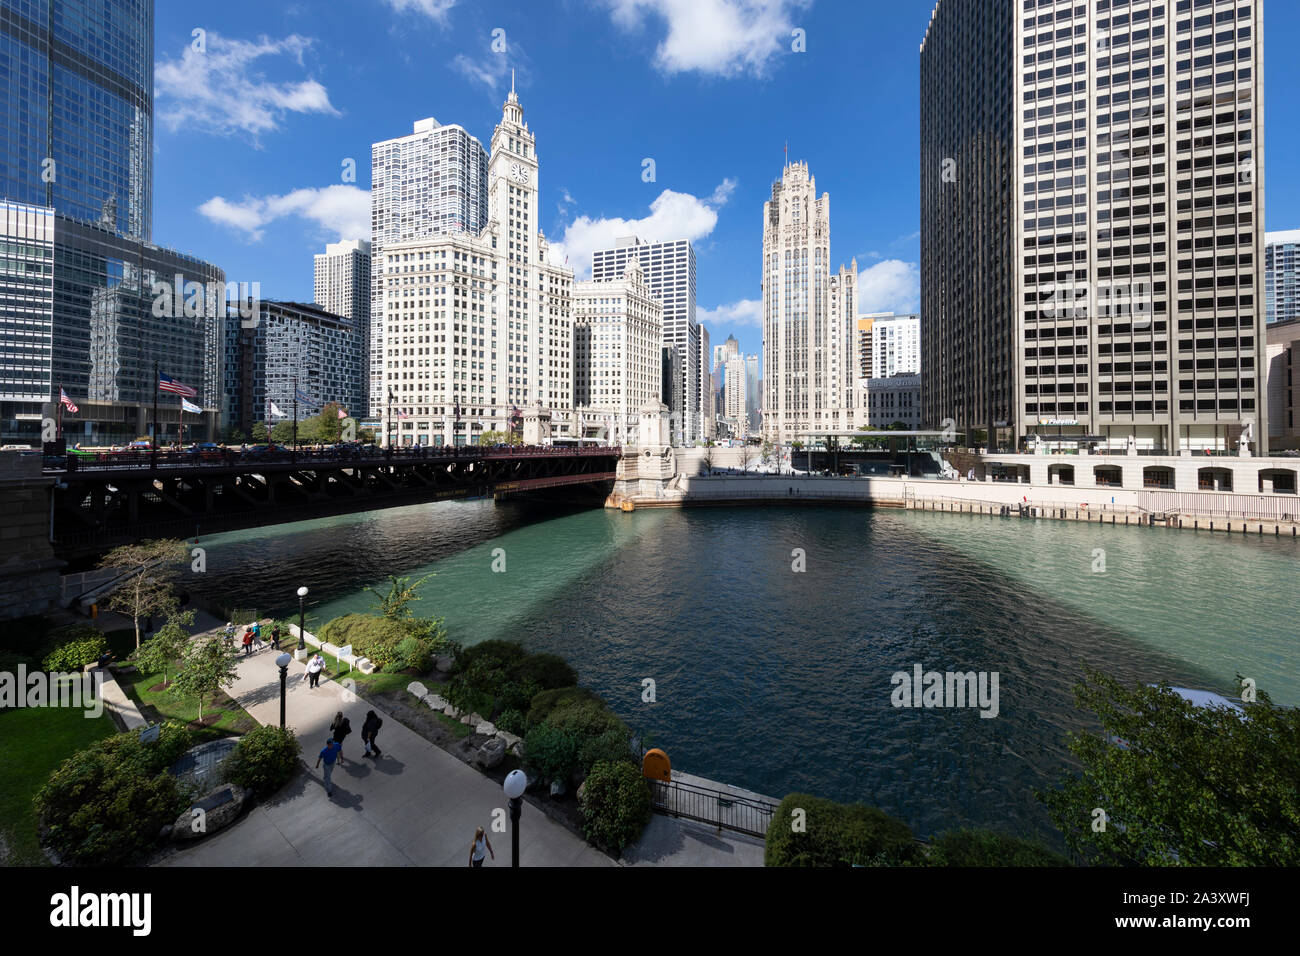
[
  {"xmin": 315, "ymin": 238, "xmax": 371, "ymax": 331},
  {"xmin": 1265, "ymin": 230, "xmax": 1300, "ymax": 325},
  {"xmin": 573, "ymin": 260, "xmax": 663, "ymax": 444},
  {"xmin": 761, "ymin": 161, "xmax": 859, "ymax": 443},
  {"xmin": 378, "ymin": 79, "xmax": 575, "ymax": 447},
  {"xmin": 724, "ymin": 353, "xmax": 747, "ymax": 433},
  {"xmin": 369, "ymin": 118, "xmax": 490, "ymax": 415},
  {"xmin": 698, "ymin": 324, "xmax": 714, "ymax": 440},
  {"xmin": 1, "ymin": 0, "xmax": 226, "ymax": 445},
  {"xmin": 863, "ymin": 312, "xmax": 921, "ymax": 379},
  {"xmin": 593, "ymin": 237, "xmax": 699, "ymax": 443},
  {"xmin": 745, "ymin": 353, "xmax": 761, "ymax": 434},
  {"xmin": 0, "ymin": 0, "xmax": 153, "ymax": 241},
  {"xmin": 921, "ymin": 0, "xmax": 1267, "ymax": 454}
]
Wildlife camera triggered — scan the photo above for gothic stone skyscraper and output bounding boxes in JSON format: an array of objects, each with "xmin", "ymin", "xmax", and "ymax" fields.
[
  {"xmin": 761, "ymin": 161, "xmax": 859, "ymax": 443},
  {"xmin": 921, "ymin": 0, "xmax": 1267, "ymax": 453}
]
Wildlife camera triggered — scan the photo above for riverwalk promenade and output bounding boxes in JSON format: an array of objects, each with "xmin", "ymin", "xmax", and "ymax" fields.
[
  {"xmin": 613, "ymin": 473, "xmax": 1300, "ymax": 535},
  {"xmin": 147, "ymin": 614, "xmax": 762, "ymax": 867}
]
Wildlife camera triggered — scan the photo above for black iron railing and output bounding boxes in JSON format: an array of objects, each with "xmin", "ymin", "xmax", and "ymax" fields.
[{"xmin": 648, "ymin": 779, "xmax": 777, "ymax": 839}]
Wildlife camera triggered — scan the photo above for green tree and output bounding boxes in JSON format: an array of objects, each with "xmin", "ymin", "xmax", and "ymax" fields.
[
  {"xmin": 170, "ymin": 635, "xmax": 240, "ymax": 722},
  {"xmin": 365, "ymin": 573, "xmax": 433, "ymax": 621},
  {"xmin": 251, "ymin": 421, "xmax": 269, "ymax": 442},
  {"xmin": 477, "ymin": 429, "xmax": 521, "ymax": 446},
  {"xmin": 1039, "ymin": 670, "xmax": 1300, "ymax": 866},
  {"xmin": 133, "ymin": 609, "xmax": 195, "ymax": 686},
  {"xmin": 269, "ymin": 420, "xmax": 294, "ymax": 443},
  {"xmin": 97, "ymin": 539, "xmax": 188, "ymax": 651}
]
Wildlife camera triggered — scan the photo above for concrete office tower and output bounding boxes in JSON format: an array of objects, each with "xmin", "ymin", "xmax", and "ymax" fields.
[
  {"xmin": 0, "ymin": 0, "xmax": 227, "ymax": 446},
  {"xmin": 315, "ymin": 238, "xmax": 371, "ymax": 331},
  {"xmin": 593, "ymin": 237, "xmax": 699, "ymax": 444},
  {"xmin": 1265, "ymin": 230, "xmax": 1300, "ymax": 325},
  {"xmin": 369, "ymin": 118, "xmax": 490, "ymax": 415},
  {"xmin": 378, "ymin": 78, "xmax": 575, "ymax": 447},
  {"xmin": 724, "ymin": 354, "xmax": 747, "ymax": 436},
  {"xmin": 745, "ymin": 353, "xmax": 761, "ymax": 434},
  {"xmin": 863, "ymin": 312, "xmax": 921, "ymax": 379},
  {"xmin": 921, "ymin": 0, "xmax": 1267, "ymax": 454},
  {"xmin": 224, "ymin": 301, "xmax": 363, "ymax": 437},
  {"xmin": 761, "ymin": 160, "xmax": 859, "ymax": 443},
  {"xmin": 574, "ymin": 261, "xmax": 663, "ymax": 445},
  {"xmin": 699, "ymin": 325, "xmax": 715, "ymax": 440}
]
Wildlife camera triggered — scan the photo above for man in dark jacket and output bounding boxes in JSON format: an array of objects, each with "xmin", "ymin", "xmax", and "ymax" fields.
[{"xmin": 361, "ymin": 710, "xmax": 383, "ymax": 758}]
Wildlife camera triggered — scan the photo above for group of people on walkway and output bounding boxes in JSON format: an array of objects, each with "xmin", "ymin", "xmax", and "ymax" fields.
[
  {"xmin": 313, "ymin": 709, "xmax": 384, "ymax": 797},
  {"xmin": 224, "ymin": 620, "xmax": 282, "ymax": 656}
]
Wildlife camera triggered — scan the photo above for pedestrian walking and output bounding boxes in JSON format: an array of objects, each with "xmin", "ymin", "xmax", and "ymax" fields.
[
  {"xmin": 329, "ymin": 711, "xmax": 353, "ymax": 757},
  {"xmin": 468, "ymin": 826, "xmax": 494, "ymax": 867},
  {"xmin": 315, "ymin": 738, "xmax": 343, "ymax": 796},
  {"xmin": 269, "ymin": 623, "xmax": 281, "ymax": 651},
  {"xmin": 305, "ymin": 653, "xmax": 325, "ymax": 688},
  {"xmin": 223, "ymin": 622, "xmax": 235, "ymax": 647},
  {"xmin": 361, "ymin": 710, "xmax": 383, "ymax": 757},
  {"xmin": 241, "ymin": 628, "xmax": 253, "ymax": 657}
]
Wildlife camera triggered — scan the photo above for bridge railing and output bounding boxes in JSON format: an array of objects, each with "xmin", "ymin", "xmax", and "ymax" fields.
[
  {"xmin": 648, "ymin": 778, "xmax": 776, "ymax": 839},
  {"xmin": 52, "ymin": 444, "xmax": 622, "ymax": 473}
]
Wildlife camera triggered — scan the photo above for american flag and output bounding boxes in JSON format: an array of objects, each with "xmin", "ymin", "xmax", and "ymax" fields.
[
  {"xmin": 158, "ymin": 373, "xmax": 197, "ymax": 398},
  {"xmin": 59, "ymin": 388, "xmax": 78, "ymax": 414}
]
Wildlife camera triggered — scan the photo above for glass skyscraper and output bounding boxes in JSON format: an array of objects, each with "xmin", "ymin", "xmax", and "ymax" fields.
[{"xmin": 1, "ymin": 0, "xmax": 226, "ymax": 445}]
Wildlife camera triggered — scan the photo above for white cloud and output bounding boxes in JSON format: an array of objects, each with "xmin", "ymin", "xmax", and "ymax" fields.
[
  {"xmin": 382, "ymin": 0, "xmax": 458, "ymax": 23},
  {"xmin": 155, "ymin": 33, "xmax": 338, "ymax": 140},
  {"xmin": 451, "ymin": 52, "xmax": 508, "ymax": 92},
  {"xmin": 550, "ymin": 178, "xmax": 735, "ymax": 276},
  {"xmin": 699, "ymin": 299, "xmax": 762, "ymax": 328},
  {"xmin": 858, "ymin": 259, "xmax": 920, "ymax": 315},
  {"xmin": 198, "ymin": 185, "xmax": 370, "ymax": 242},
  {"xmin": 601, "ymin": 0, "xmax": 808, "ymax": 78}
]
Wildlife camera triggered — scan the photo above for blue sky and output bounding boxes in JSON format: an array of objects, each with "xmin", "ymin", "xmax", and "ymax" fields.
[{"xmin": 153, "ymin": 0, "xmax": 1300, "ymax": 364}]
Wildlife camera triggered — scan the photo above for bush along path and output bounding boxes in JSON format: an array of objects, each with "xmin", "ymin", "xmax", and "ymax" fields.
[{"xmin": 154, "ymin": 628, "xmax": 612, "ymax": 868}]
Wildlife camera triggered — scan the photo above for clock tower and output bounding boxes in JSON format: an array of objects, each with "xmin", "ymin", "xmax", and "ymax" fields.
[{"xmin": 488, "ymin": 70, "xmax": 539, "ymax": 236}]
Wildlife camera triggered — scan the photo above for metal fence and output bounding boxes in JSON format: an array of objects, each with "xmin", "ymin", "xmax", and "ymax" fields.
[{"xmin": 648, "ymin": 778, "xmax": 777, "ymax": 838}]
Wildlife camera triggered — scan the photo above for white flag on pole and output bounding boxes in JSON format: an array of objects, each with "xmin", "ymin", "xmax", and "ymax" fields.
[{"xmin": 269, "ymin": 402, "xmax": 286, "ymax": 419}]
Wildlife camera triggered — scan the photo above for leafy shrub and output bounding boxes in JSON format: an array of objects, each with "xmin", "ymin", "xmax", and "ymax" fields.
[
  {"xmin": 495, "ymin": 708, "xmax": 527, "ymax": 736},
  {"xmin": 579, "ymin": 760, "xmax": 652, "ymax": 854},
  {"xmin": 396, "ymin": 636, "xmax": 434, "ymax": 672},
  {"xmin": 765, "ymin": 793, "xmax": 919, "ymax": 867},
  {"xmin": 35, "ymin": 722, "xmax": 194, "ymax": 865},
  {"xmin": 453, "ymin": 639, "xmax": 527, "ymax": 674},
  {"xmin": 546, "ymin": 697, "xmax": 626, "ymax": 740},
  {"xmin": 317, "ymin": 613, "xmax": 444, "ymax": 671},
  {"xmin": 579, "ymin": 726, "xmax": 636, "ymax": 772},
  {"xmin": 223, "ymin": 725, "xmax": 302, "ymax": 795},
  {"xmin": 926, "ymin": 829, "xmax": 1070, "ymax": 867},
  {"xmin": 522, "ymin": 723, "xmax": 581, "ymax": 784},
  {"xmin": 511, "ymin": 652, "xmax": 577, "ymax": 690},
  {"xmin": 40, "ymin": 624, "xmax": 108, "ymax": 671},
  {"xmin": 526, "ymin": 686, "xmax": 606, "ymax": 728}
]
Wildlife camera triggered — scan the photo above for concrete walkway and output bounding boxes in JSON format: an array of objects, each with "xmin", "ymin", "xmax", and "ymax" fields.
[{"xmin": 154, "ymin": 633, "xmax": 612, "ymax": 867}]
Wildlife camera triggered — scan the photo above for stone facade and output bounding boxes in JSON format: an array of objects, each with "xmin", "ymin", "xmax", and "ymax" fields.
[{"xmin": 0, "ymin": 455, "xmax": 63, "ymax": 620}]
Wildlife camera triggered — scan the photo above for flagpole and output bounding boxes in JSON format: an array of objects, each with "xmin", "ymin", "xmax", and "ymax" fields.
[
  {"xmin": 152, "ymin": 360, "xmax": 159, "ymax": 468},
  {"xmin": 55, "ymin": 383, "xmax": 62, "ymax": 442},
  {"xmin": 292, "ymin": 373, "xmax": 298, "ymax": 463}
]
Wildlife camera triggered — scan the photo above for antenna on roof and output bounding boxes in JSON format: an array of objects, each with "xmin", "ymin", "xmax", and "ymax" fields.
[{"xmin": 511, "ymin": 69, "xmax": 516, "ymax": 95}]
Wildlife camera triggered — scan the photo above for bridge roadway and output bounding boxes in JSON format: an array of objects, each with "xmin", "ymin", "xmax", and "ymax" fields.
[{"xmin": 48, "ymin": 444, "xmax": 622, "ymax": 560}]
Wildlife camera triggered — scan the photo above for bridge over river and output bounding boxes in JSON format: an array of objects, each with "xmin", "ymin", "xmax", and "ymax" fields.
[{"xmin": 46, "ymin": 445, "xmax": 621, "ymax": 560}]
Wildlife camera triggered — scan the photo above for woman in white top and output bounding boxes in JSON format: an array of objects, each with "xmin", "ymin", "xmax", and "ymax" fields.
[{"xmin": 469, "ymin": 827, "xmax": 494, "ymax": 867}]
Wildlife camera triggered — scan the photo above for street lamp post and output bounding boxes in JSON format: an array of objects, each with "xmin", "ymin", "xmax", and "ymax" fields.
[
  {"xmin": 503, "ymin": 769, "xmax": 527, "ymax": 867},
  {"xmin": 296, "ymin": 586, "xmax": 308, "ymax": 650},
  {"xmin": 276, "ymin": 652, "xmax": 291, "ymax": 728}
]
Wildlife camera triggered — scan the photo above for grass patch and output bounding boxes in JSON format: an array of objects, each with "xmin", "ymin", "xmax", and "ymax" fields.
[
  {"xmin": 0, "ymin": 702, "xmax": 117, "ymax": 866},
  {"xmin": 117, "ymin": 664, "xmax": 255, "ymax": 743},
  {"xmin": 433, "ymin": 710, "xmax": 473, "ymax": 740}
]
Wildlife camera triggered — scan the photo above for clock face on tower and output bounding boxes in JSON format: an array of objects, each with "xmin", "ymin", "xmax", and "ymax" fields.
[{"xmin": 509, "ymin": 162, "xmax": 529, "ymax": 185}]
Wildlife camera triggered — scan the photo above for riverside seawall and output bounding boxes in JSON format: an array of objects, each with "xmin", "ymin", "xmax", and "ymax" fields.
[{"xmin": 607, "ymin": 473, "xmax": 1300, "ymax": 536}]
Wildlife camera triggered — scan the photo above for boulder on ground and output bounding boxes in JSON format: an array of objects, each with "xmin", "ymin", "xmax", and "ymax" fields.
[
  {"xmin": 443, "ymin": 704, "xmax": 460, "ymax": 718},
  {"xmin": 496, "ymin": 730, "xmax": 520, "ymax": 750},
  {"xmin": 434, "ymin": 655, "xmax": 454, "ymax": 674},
  {"xmin": 172, "ymin": 784, "xmax": 248, "ymax": 841},
  {"xmin": 406, "ymin": 681, "xmax": 428, "ymax": 700},
  {"xmin": 425, "ymin": 693, "xmax": 447, "ymax": 710},
  {"xmin": 475, "ymin": 737, "xmax": 506, "ymax": 770},
  {"xmin": 461, "ymin": 711, "xmax": 484, "ymax": 726},
  {"xmin": 475, "ymin": 720, "xmax": 496, "ymax": 736}
]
